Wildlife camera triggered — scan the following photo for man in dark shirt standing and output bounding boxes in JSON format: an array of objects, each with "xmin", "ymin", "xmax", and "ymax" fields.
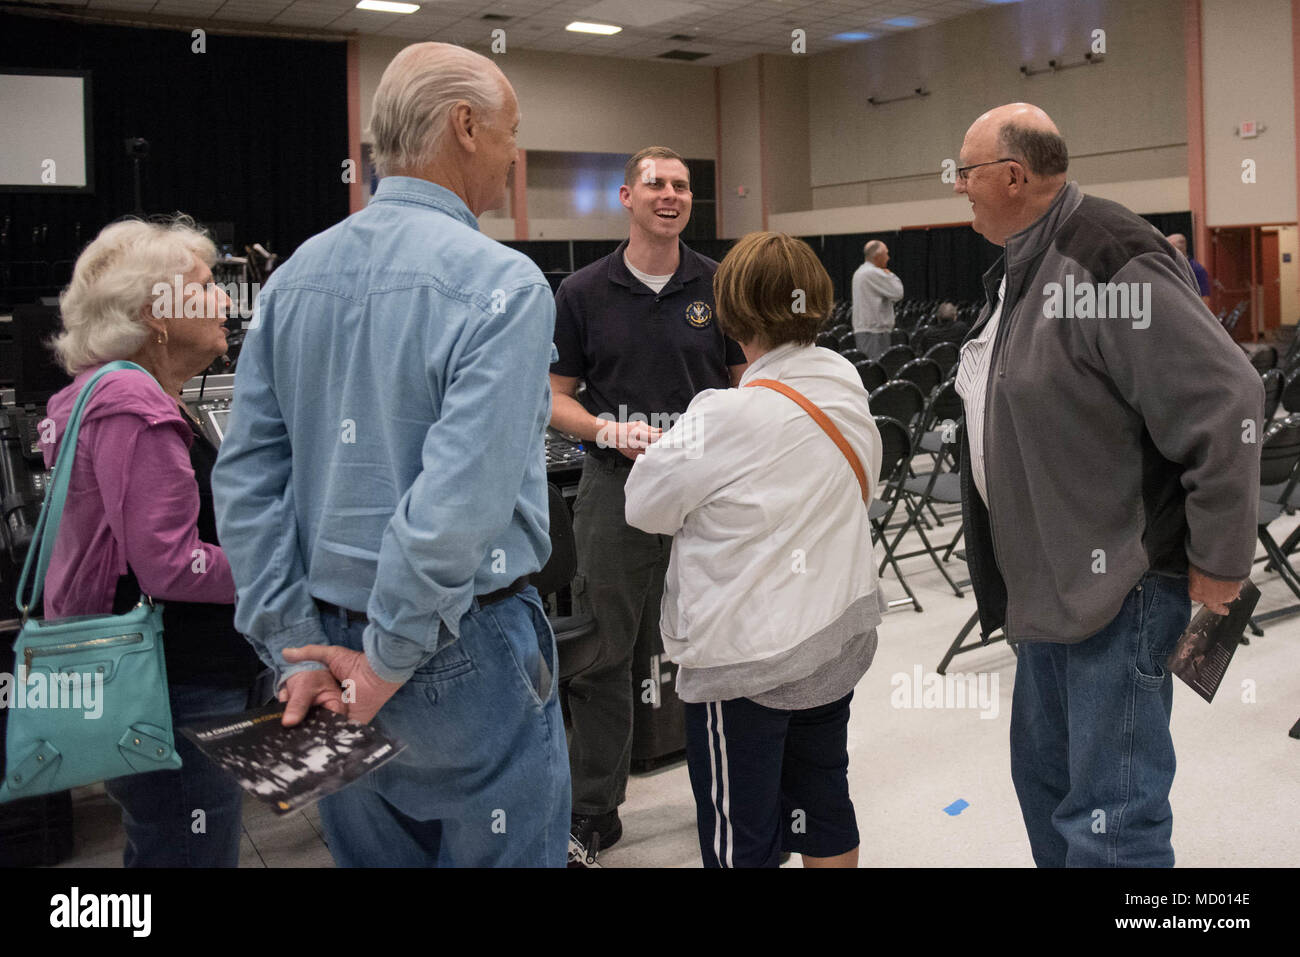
[{"xmin": 550, "ymin": 146, "xmax": 747, "ymax": 866}]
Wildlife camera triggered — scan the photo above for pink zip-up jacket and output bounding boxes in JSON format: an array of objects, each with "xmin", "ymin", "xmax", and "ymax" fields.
[{"xmin": 37, "ymin": 365, "xmax": 235, "ymax": 618}]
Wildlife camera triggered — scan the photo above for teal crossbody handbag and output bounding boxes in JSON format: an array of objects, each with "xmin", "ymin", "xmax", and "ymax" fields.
[{"xmin": 1, "ymin": 360, "xmax": 181, "ymax": 803}]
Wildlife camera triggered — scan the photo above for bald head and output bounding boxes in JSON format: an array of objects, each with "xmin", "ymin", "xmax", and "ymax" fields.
[
  {"xmin": 969, "ymin": 103, "xmax": 1068, "ymax": 179},
  {"xmin": 1167, "ymin": 233, "xmax": 1188, "ymax": 254},
  {"xmin": 957, "ymin": 102, "xmax": 1069, "ymax": 245}
]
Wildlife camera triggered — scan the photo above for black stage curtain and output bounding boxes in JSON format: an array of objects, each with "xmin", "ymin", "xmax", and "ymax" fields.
[
  {"xmin": 502, "ymin": 240, "xmax": 570, "ymax": 273},
  {"xmin": 0, "ymin": 11, "xmax": 349, "ymax": 302},
  {"xmin": 1141, "ymin": 211, "xmax": 1195, "ymax": 257},
  {"xmin": 501, "ymin": 211, "xmax": 1192, "ymax": 306}
]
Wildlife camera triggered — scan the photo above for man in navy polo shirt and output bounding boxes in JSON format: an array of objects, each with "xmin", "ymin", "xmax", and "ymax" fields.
[{"xmin": 550, "ymin": 145, "xmax": 747, "ymax": 866}]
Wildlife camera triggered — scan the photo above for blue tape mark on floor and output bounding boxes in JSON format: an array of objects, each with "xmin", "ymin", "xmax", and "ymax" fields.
[{"xmin": 943, "ymin": 799, "xmax": 969, "ymax": 816}]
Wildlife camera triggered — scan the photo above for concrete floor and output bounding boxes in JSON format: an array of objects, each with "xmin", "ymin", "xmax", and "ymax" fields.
[{"xmin": 53, "ymin": 506, "xmax": 1300, "ymax": 869}]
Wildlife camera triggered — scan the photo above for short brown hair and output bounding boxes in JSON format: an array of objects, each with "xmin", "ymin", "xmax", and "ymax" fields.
[
  {"xmin": 714, "ymin": 232, "xmax": 832, "ymax": 349},
  {"xmin": 624, "ymin": 146, "xmax": 686, "ymax": 187},
  {"xmin": 998, "ymin": 122, "xmax": 1069, "ymax": 177}
]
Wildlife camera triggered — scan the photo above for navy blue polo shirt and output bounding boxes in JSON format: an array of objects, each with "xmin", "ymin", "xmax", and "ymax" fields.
[{"xmin": 551, "ymin": 239, "xmax": 745, "ymax": 461}]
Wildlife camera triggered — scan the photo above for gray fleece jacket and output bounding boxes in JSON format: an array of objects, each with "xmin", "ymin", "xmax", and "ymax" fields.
[{"xmin": 960, "ymin": 181, "xmax": 1264, "ymax": 643}]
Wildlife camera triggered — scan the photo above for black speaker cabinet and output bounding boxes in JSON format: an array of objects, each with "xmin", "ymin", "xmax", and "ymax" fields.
[{"xmin": 630, "ymin": 627, "xmax": 686, "ymax": 772}]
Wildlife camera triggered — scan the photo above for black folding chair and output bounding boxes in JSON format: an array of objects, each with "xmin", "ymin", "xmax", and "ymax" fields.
[
  {"xmin": 870, "ymin": 415, "xmax": 924, "ymax": 613},
  {"xmin": 869, "ymin": 380, "xmax": 926, "ymax": 443},
  {"xmin": 913, "ymin": 378, "xmax": 965, "ymax": 529},
  {"xmin": 895, "ymin": 357, "xmax": 942, "ymax": 401},
  {"xmin": 1281, "ymin": 372, "xmax": 1300, "ymax": 414},
  {"xmin": 1261, "ymin": 368, "xmax": 1283, "ymax": 421},
  {"xmin": 917, "ymin": 378, "xmax": 964, "ymax": 467},
  {"xmin": 877, "ymin": 344, "xmax": 915, "ymax": 377},
  {"xmin": 838, "ymin": 331, "xmax": 860, "ymax": 353},
  {"xmin": 884, "ymin": 419, "xmax": 966, "ymax": 598},
  {"xmin": 923, "ymin": 341, "xmax": 960, "ymax": 379},
  {"xmin": 854, "ymin": 359, "xmax": 887, "ymax": 393},
  {"xmin": 532, "ymin": 484, "xmax": 600, "ymax": 686},
  {"xmin": 1250, "ymin": 346, "xmax": 1278, "ymax": 374},
  {"xmin": 1252, "ymin": 415, "xmax": 1300, "ymax": 629}
]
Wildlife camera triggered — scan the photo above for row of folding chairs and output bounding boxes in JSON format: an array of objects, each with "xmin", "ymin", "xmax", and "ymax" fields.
[
  {"xmin": 1261, "ymin": 365, "xmax": 1300, "ymax": 420},
  {"xmin": 868, "ymin": 375, "xmax": 968, "ymax": 611},
  {"xmin": 820, "ymin": 335, "xmax": 960, "ymax": 385},
  {"xmin": 1251, "ymin": 414, "xmax": 1300, "ymax": 631}
]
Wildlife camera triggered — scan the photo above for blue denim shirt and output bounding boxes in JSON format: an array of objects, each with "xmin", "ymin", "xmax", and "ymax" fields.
[{"xmin": 213, "ymin": 177, "xmax": 555, "ymax": 684}]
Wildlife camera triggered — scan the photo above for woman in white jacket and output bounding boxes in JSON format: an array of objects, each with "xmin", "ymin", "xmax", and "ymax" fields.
[{"xmin": 625, "ymin": 232, "xmax": 883, "ymax": 868}]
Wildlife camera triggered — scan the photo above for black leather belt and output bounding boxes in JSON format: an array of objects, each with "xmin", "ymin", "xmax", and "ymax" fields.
[
  {"xmin": 314, "ymin": 576, "xmax": 530, "ymax": 624},
  {"xmin": 475, "ymin": 575, "xmax": 531, "ymax": 608}
]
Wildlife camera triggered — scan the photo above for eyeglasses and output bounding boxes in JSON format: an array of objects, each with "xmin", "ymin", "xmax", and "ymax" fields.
[{"xmin": 955, "ymin": 157, "xmax": 1028, "ymax": 183}]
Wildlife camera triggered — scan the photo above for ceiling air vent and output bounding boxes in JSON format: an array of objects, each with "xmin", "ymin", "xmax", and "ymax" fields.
[{"xmin": 658, "ymin": 49, "xmax": 709, "ymax": 61}]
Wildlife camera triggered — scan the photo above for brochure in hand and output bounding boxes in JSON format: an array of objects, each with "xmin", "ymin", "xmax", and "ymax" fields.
[
  {"xmin": 1166, "ymin": 579, "xmax": 1260, "ymax": 703},
  {"xmin": 180, "ymin": 703, "xmax": 404, "ymax": 814}
]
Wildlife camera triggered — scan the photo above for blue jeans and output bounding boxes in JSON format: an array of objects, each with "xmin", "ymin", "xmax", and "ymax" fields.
[
  {"xmin": 1009, "ymin": 571, "xmax": 1190, "ymax": 867},
  {"xmin": 105, "ymin": 680, "xmax": 255, "ymax": 868},
  {"xmin": 316, "ymin": 586, "xmax": 570, "ymax": 866}
]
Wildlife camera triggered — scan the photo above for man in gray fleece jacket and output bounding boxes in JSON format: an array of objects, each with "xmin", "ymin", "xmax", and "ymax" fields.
[{"xmin": 952, "ymin": 103, "xmax": 1262, "ymax": 867}]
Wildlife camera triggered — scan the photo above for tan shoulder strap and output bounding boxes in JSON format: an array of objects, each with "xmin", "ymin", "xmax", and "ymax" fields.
[{"xmin": 745, "ymin": 378, "xmax": 869, "ymax": 503}]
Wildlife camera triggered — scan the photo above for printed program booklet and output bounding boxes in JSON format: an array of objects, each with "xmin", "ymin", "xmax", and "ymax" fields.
[
  {"xmin": 1166, "ymin": 579, "xmax": 1260, "ymax": 703},
  {"xmin": 180, "ymin": 703, "xmax": 405, "ymax": 814}
]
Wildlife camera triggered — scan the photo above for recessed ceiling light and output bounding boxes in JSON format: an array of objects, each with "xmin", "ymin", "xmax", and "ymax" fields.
[
  {"xmin": 356, "ymin": 1, "xmax": 420, "ymax": 13},
  {"xmin": 882, "ymin": 16, "xmax": 927, "ymax": 28},
  {"xmin": 833, "ymin": 31, "xmax": 875, "ymax": 42},
  {"xmin": 567, "ymin": 22, "xmax": 623, "ymax": 35}
]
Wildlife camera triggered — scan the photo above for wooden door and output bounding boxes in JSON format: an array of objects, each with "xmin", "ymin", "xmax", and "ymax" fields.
[{"xmin": 1261, "ymin": 230, "xmax": 1281, "ymax": 332}]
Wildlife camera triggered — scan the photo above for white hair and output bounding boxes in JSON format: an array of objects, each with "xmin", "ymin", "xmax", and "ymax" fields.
[
  {"xmin": 369, "ymin": 42, "xmax": 506, "ymax": 177},
  {"xmin": 53, "ymin": 216, "xmax": 215, "ymax": 375}
]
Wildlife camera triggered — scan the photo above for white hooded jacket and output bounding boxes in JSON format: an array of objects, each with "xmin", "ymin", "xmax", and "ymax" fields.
[{"xmin": 624, "ymin": 342, "xmax": 883, "ymax": 696}]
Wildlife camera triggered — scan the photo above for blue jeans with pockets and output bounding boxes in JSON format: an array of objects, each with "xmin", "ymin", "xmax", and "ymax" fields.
[
  {"xmin": 1009, "ymin": 571, "xmax": 1189, "ymax": 867},
  {"xmin": 316, "ymin": 586, "xmax": 570, "ymax": 867}
]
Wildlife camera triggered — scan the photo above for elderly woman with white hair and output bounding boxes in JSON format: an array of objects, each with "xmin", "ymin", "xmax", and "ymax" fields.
[{"xmin": 39, "ymin": 215, "xmax": 265, "ymax": 867}]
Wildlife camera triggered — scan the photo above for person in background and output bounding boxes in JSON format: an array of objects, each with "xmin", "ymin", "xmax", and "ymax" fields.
[
  {"xmin": 1166, "ymin": 233, "xmax": 1212, "ymax": 307},
  {"xmin": 625, "ymin": 232, "xmax": 882, "ymax": 868},
  {"xmin": 916, "ymin": 301, "xmax": 971, "ymax": 353},
  {"xmin": 549, "ymin": 145, "xmax": 747, "ymax": 866},
  {"xmin": 213, "ymin": 42, "xmax": 569, "ymax": 867},
  {"xmin": 41, "ymin": 216, "xmax": 265, "ymax": 867},
  {"xmin": 953, "ymin": 102, "xmax": 1261, "ymax": 867},
  {"xmin": 851, "ymin": 240, "xmax": 904, "ymax": 360}
]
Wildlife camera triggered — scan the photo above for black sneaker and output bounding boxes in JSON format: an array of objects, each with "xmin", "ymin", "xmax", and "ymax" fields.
[{"xmin": 567, "ymin": 811, "xmax": 622, "ymax": 868}]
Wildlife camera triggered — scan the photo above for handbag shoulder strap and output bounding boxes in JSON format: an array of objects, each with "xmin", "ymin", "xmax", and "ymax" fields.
[
  {"xmin": 745, "ymin": 378, "xmax": 869, "ymax": 504},
  {"xmin": 16, "ymin": 360, "xmax": 154, "ymax": 618}
]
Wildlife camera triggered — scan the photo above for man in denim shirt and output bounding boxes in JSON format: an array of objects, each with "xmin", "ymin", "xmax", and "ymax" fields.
[{"xmin": 213, "ymin": 42, "xmax": 569, "ymax": 866}]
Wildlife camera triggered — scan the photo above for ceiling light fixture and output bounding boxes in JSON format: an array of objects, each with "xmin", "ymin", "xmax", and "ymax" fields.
[
  {"xmin": 356, "ymin": 1, "xmax": 420, "ymax": 13},
  {"xmin": 567, "ymin": 22, "xmax": 623, "ymax": 35}
]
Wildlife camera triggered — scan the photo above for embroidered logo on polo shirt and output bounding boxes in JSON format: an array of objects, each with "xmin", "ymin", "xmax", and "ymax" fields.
[{"xmin": 685, "ymin": 301, "xmax": 713, "ymax": 328}]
